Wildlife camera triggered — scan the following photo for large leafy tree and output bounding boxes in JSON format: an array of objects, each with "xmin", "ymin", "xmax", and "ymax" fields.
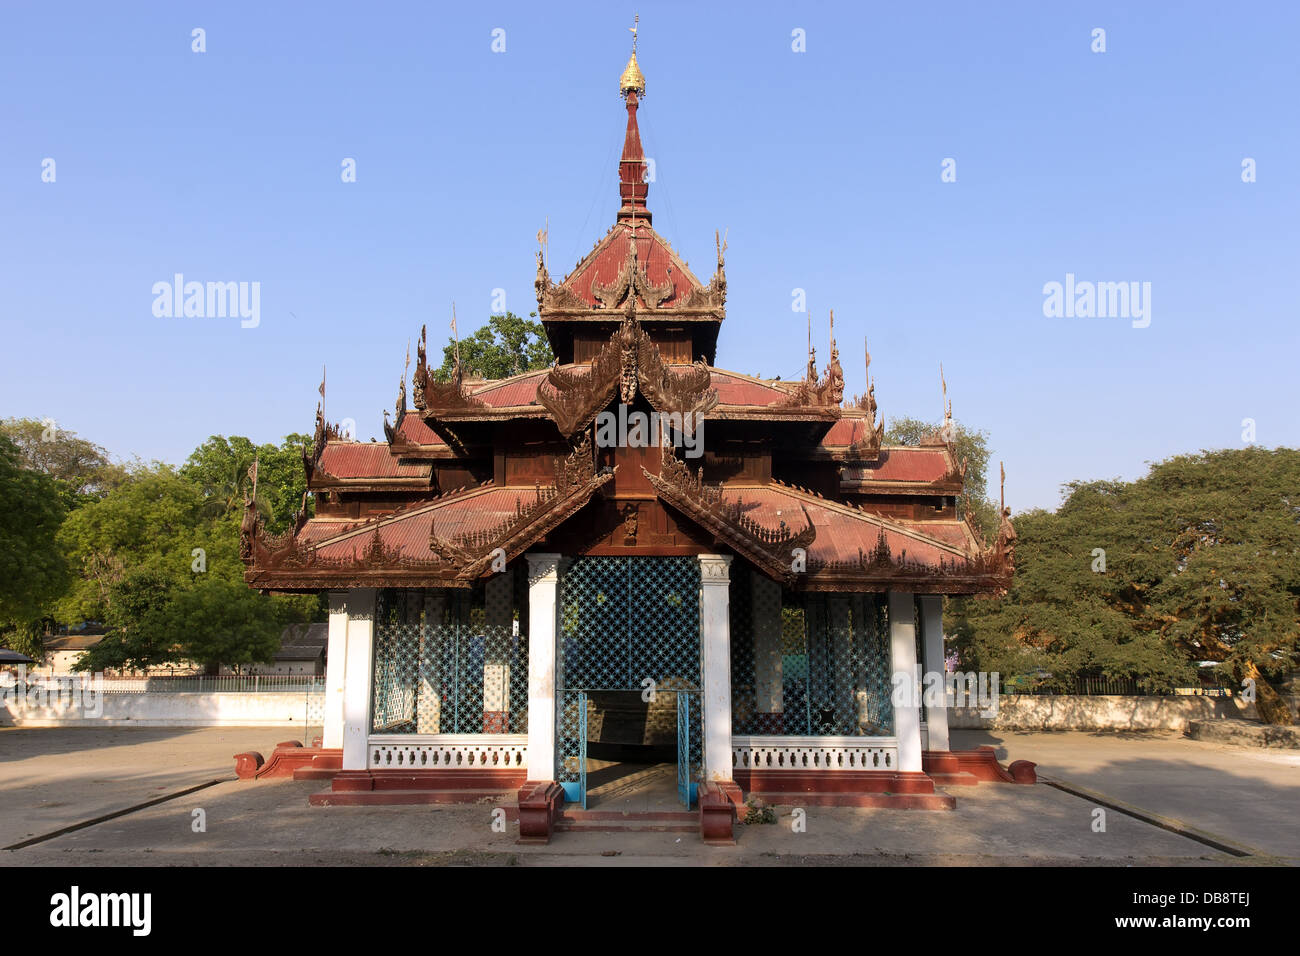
[
  {"xmin": 59, "ymin": 450, "xmax": 318, "ymax": 674},
  {"xmin": 434, "ymin": 312, "xmax": 554, "ymax": 381},
  {"xmin": 951, "ymin": 448, "xmax": 1300, "ymax": 722},
  {"xmin": 55, "ymin": 466, "xmax": 205, "ymax": 623},
  {"xmin": 0, "ymin": 434, "xmax": 69, "ymax": 659},
  {"xmin": 0, "ymin": 417, "xmax": 127, "ymax": 503},
  {"xmin": 181, "ymin": 433, "xmax": 311, "ymax": 535}
]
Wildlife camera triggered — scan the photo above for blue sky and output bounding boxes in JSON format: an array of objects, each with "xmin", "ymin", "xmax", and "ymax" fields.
[{"xmin": 2, "ymin": 1, "xmax": 1296, "ymax": 511}]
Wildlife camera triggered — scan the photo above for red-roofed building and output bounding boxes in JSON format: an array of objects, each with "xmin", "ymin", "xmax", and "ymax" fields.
[{"xmin": 241, "ymin": 37, "xmax": 1017, "ymax": 834}]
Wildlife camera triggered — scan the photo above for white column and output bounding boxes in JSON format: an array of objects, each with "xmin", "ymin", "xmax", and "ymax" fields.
[
  {"xmin": 341, "ymin": 587, "xmax": 376, "ymax": 772},
  {"xmin": 322, "ymin": 591, "xmax": 348, "ymax": 749},
  {"xmin": 919, "ymin": 594, "xmax": 950, "ymax": 752},
  {"xmin": 887, "ymin": 590, "xmax": 923, "ymax": 773},
  {"xmin": 699, "ymin": 554, "xmax": 734, "ymax": 782},
  {"xmin": 525, "ymin": 553, "xmax": 560, "ymax": 781}
]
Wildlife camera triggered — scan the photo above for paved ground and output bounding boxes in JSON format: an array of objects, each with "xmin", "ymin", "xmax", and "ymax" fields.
[
  {"xmin": 954, "ymin": 729, "xmax": 1300, "ymax": 860},
  {"xmin": 0, "ymin": 725, "xmax": 1294, "ymax": 865}
]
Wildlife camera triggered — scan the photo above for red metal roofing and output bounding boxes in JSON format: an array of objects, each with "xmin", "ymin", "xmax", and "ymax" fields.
[
  {"xmin": 397, "ymin": 414, "xmax": 446, "ymax": 445},
  {"xmin": 466, "ymin": 366, "xmax": 790, "ymax": 410},
  {"xmin": 561, "ymin": 223, "xmax": 702, "ymax": 309},
  {"xmin": 706, "ymin": 369, "xmax": 792, "ymax": 405},
  {"xmin": 317, "ymin": 442, "xmax": 430, "ymax": 479},
  {"xmin": 472, "ymin": 370, "xmax": 551, "ymax": 407},
  {"xmin": 821, "ymin": 418, "xmax": 867, "ymax": 446},
  {"xmin": 842, "ymin": 447, "xmax": 953, "ymax": 483}
]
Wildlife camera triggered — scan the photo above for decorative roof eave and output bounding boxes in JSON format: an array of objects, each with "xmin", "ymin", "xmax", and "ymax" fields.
[
  {"xmin": 428, "ymin": 434, "xmax": 613, "ymax": 582},
  {"xmin": 643, "ymin": 454, "xmax": 815, "ymax": 586},
  {"xmin": 705, "ymin": 405, "xmax": 842, "ymax": 423},
  {"xmin": 839, "ymin": 478, "xmax": 965, "ymax": 495},
  {"xmin": 797, "ymin": 565, "xmax": 1013, "ymax": 596},
  {"xmin": 536, "ymin": 314, "xmax": 719, "ymax": 439},
  {"xmin": 306, "ymin": 478, "xmax": 434, "ymax": 493}
]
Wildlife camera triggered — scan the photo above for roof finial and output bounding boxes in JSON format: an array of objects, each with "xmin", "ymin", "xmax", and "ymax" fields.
[
  {"xmin": 619, "ymin": 16, "xmax": 646, "ymax": 96},
  {"xmin": 616, "ymin": 20, "xmax": 650, "ymax": 222}
]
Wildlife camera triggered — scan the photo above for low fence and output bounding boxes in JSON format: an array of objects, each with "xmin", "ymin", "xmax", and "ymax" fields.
[
  {"xmin": 1014, "ymin": 678, "xmax": 1235, "ymax": 697},
  {"xmin": 949, "ymin": 694, "xmax": 1257, "ymax": 732}
]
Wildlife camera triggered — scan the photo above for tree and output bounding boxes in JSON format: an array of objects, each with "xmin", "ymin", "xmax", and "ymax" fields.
[
  {"xmin": 0, "ymin": 434, "xmax": 69, "ymax": 659},
  {"xmin": 181, "ymin": 434, "xmax": 311, "ymax": 535},
  {"xmin": 434, "ymin": 312, "xmax": 553, "ymax": 381},
  {"xmin": 0, "ymin": 417, "xmax": 126, "ymax": 503},
  {"xmin": 169, "ymin": 578, "xmax": 295, "ymax": 674},
  {"xmin": 55, "ymin": 466, "xmax": 205, "ymax": 623},
  {"xmin": 951, "ymin": 448, "xmax": 1300, "ymax": 722},
  {"xmin": 75, "ymin": 568, "xmax": 181, "ymax": 672},
  {"xmin": 886, "ymin": 416, "xmax": 999, "ymax": 544}
]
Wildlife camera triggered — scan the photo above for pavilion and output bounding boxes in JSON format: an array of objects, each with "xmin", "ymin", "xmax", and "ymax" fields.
[{"xmin": 241, "ymin": 36, "xmax": 1021, "ymax": 840}]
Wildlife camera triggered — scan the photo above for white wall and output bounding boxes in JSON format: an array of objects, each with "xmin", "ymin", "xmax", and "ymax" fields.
[
  {"xmin": 949, "ymin": 694, "xmax": 1256, "ymax": 732},
  {"xmin": 0, "ymin": 690, "xmax": 321, "ymax": 728}
]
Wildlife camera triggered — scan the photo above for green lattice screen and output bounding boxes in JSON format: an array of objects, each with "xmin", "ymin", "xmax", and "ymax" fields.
[
  {"xmin": 370, "ymin": 573, "xmax": 529, "ymax": 735},
  {"xmin": 556, "ymin": 556, "xmax": 702, "ymax": 785},
  {"xmin": 729, "ymin": 565, "xmax": 894, "ymax": 736}
]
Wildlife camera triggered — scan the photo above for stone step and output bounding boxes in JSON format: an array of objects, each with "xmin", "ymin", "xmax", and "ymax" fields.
[{"xmin": 555, "ymin": 808, "xmax": 697, "ymax": 833}]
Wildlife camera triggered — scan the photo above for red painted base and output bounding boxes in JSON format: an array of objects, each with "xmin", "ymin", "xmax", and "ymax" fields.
[
  {"xmin": 699, "ymin": 782, "xmax": 738, "ymax": 844},
  {"xmin": 735, "ymin": 768, "xmax": 938, "ymax": 795},
  {"xmin": 517, "ymin": 780, "xmax": 565, "ymax": 844},
  {"xmin": 234, "ymin": 742, "xmax": 342, "ymax": 781},
  {"xmin": 308, "ymin": 767, "xmax": 527, "ymax": 805},
  {"xmin": 733, "ymin": 769, "xmax": 955, "ymax": 810},
  {"xmin": 922, "ymin": 747, "xmax": 1037, "ymax": 784},
  {"xmin": 753, "ymin": 791, "xmax": 956, "ymax": 810}
]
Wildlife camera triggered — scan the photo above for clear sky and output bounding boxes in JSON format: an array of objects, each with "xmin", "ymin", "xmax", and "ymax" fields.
[{"xmin": 2, "ymin": 1, "xmax": 1296, "ymax": 512}]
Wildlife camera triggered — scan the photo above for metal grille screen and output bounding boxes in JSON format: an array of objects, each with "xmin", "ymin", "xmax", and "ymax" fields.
[
  {"xmin": 370, "ymin": 574, "xmax": 529, "ymax": 735},
  {"xmin": 556, "ymin": 556, "xmax": 702, "ymax": 785},
  {"xmin": 729, "ymin": 565, "xmax": 894, "ymax": 736}
]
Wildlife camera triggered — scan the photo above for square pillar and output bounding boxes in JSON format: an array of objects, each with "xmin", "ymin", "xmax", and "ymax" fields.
[
  {"xmin": 322, "ymin": 591, "xmax": 348, "ymax": 749},
  {"xmin": 525, "ymin": 553, "xmax": 560, "ymax": 782},
  {"xmin": 341, "ymin": 588, "xmax": 376, "ymax": 772},
  {"xmin": 919, "ymin": 594, "xmax": 950, "ymax": 751},
  {"xmin": 887, "ymin": 590, "xmax": 923, "ymax": 773},
  {"xmin": 699, "ymin": 554, "xmax": 733, "ymax": 783}
]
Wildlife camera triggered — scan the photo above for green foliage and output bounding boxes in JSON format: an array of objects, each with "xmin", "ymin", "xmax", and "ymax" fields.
[
  {"xmin": 0, "ymin": 417, "xmax": 126, "ymax": 504},
  {"xmin": 434, "ymin": 312, "xmax": 553, "ymax": 381},
  {"xmin": 0, "ymin": 434, "xmax": 69, "ymax": 641},
  {"xmin": 181, "ymin": 433, "xmax": 311, "ymax": 534},
  {"xmin": 159, "ymin": 578, "xmax": 297, "ymax": 674},
  {"xmin": 951, "ymin": 448, "xmax": 1300, "ymax": 719},
  {"xmin": 55, "ymin": 466, "xmax": 205, "ymax": 623},
  {"xmin": 54, "ymin": 433, "xmax": 322, "ymax": 673}
]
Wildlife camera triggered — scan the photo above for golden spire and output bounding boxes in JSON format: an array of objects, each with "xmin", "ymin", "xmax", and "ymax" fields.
[{"xmin": 620, "ymin": 15, "xmax": 645, "ymax": 96}]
